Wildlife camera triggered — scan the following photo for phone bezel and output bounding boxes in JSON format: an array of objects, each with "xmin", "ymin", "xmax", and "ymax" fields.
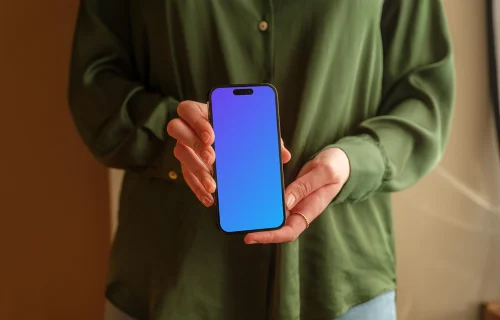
[{"xmin": 207, "ymin": 83, "xmax": 287, "ymax": 235}]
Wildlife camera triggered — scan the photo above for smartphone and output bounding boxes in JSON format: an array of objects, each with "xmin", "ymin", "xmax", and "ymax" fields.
[{"xmin": 208, "ymin": 84, "xmax": 286, "ymax": 234}]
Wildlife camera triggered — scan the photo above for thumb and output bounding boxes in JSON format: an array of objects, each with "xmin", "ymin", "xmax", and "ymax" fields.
[
  {"xmin": 284, "ymin": 164, "xmax": 330, "ymax": 211},
  {"xmin": 280, "ymin": 139, "xmax": 291, "ymax": 163},
  {"xmin": 281, "ymin": 146, "xmax": 291, "ymax": 163}
]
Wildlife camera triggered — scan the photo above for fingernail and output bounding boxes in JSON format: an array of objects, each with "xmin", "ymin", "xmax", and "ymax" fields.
[
  {"xmin": 248, "ymin": 241, "xmax": 258, "ymax": 244},
  {"xmin": 201, "ymin": 132, "xmax": 210, "ymax": 144},
  {"xmin": 201, "ymin": 196, "xmax": 212, "ymax": 207},
  {"xmin": 203, "ymin": 178, "xmax": 215, "ymax": 192},
  {"xmin": 286, "ymin": 194, "xmax": 295, "ymax": 209},
  {"xmin": 201, "ymin": 151, "xmax": 211, "ymax": 164}
]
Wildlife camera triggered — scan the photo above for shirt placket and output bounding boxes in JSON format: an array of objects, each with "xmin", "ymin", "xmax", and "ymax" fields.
[{"xmin": 259, "ymin": 0, "xmax": 275, "ymax": 84}]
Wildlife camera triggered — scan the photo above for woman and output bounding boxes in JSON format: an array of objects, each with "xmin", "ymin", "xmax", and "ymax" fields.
[{"xmin": 68, "ymin": 0, "xmax": 455, "ymax": 319}]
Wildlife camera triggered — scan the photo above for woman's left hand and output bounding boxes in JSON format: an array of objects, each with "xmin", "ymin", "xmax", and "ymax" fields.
[{"xmin": 244, "ymin": 147, "xmax": 350, "ymax": 244}]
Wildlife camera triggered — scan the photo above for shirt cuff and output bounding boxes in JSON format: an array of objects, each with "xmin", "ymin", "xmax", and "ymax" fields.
[{"xmin": 312, "ymin": 134, "xmax": 387, "ymax": 203}]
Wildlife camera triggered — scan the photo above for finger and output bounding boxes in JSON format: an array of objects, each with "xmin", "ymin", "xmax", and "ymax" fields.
[
  {"xmin": 182, "ymin": 164, "xmax": 214, "ymax": 207},
  {"xmin": 296, "ymin": 159, "xmax": 315, "ymax": 179},
  {"xmin": 280, "ymin": 139, "xmax": 291, "ymax": 164},
  {"xmin": 245, "ymin": 184, "xmax": 340, "ymax": 244},
  {"xmin": 284, "ymin": 163, "xmax": 331, "ymax": 210},
  {"xmin": 176, "ymin": 101, "xmax": 214, "ymax": 145},
  {"xmin": 291, "ymin": 184, "xmax": 339, "ymax": 223},
  {"xmin": 244, "ymin": 213, "xmax": 307, "ymax": 244},
  {"xmin": 167, "ymin": 118, "xmax": 215, "ymax": 164},
  {"xmin": 174, "ymin": 140, "xmax": 214, "ymax": 174},
  {"xmin": 281, "ymin": 147, "xmax": 291, "ymax": 163},
  {"xmin": 174, "ymin": 142, "xmax": 216, "ymax": 193}
]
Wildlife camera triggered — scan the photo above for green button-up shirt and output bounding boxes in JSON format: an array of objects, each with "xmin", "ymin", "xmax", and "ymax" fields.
[{"xmin": 68, "ymin": 0, "xmax": 455, "ymax": 319}]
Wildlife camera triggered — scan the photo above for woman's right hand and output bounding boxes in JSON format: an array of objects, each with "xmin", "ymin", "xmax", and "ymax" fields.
[
  {"xmin": 167, "ymin": 100, "xmax": 292, "ymax": 208},
  {"xmin": 167, "ymin": 101, "xmax": 217, "ymax": 207}
]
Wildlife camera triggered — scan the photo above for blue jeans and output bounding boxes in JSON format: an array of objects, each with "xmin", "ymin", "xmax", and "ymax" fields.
[
  {"xmin": 336, "ymin": 291, "xmax": 396, "ymax": 320},
  {"xmin": 105, "ymin": 291, "xmax": 397, "ymax": 320}
]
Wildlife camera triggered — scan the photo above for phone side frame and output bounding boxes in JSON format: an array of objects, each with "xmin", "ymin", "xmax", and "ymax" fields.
[{"xmin": 207, "ymin": 83, "xmax": 287, "ymax": 235}]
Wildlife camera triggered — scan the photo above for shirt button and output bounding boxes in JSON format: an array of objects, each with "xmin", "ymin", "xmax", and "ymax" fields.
[
  {"xmin": 258, "ymin": 21, "xmax": 269, "ymax": 32},
  {"xmin": 168, "ymin": 170, "xmax": 178, "ymax": 180}
]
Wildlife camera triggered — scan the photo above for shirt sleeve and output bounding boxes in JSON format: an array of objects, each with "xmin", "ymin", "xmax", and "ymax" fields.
[
  {"xmin": 317, "ymin": 0, "xmax": 456, "ymax": 203},
  {"xmin": 68, "ymin": 0, "xmax": 179, "ymax": 180}
]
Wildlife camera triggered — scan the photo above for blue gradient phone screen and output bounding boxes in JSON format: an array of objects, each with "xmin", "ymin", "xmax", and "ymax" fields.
[{"xmin": 210, "ymin": 85, "xmax": 285, "ymax": 233}]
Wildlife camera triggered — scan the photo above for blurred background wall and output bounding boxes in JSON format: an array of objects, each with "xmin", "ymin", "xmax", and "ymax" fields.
[
  {"xmin": 0, "ymin": 0, "xmax": 499, "ymax": 320},
  {"xmin": 394, "ymin": 1, "xmax": 500, "ymax": 319},
  {"xmin": 0, "ymin": 1, "xmax": 110, "ymax": 319}
]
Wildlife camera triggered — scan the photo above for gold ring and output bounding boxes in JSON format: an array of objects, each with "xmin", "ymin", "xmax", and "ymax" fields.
[{"xmin": 292, "ymin": 212, "xmax": 310, "ymax": 229}]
